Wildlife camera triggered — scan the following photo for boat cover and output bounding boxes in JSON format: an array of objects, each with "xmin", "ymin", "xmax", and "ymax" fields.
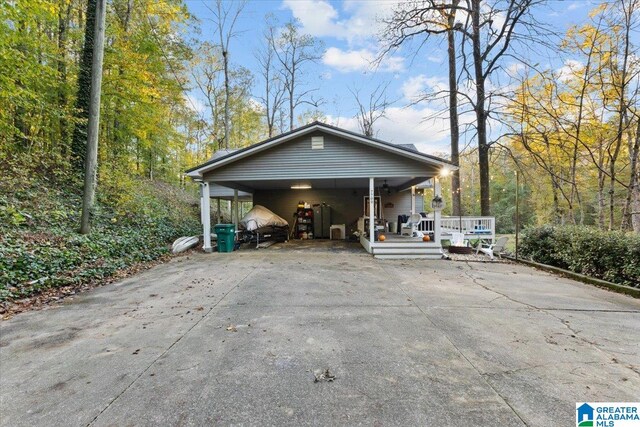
[{"xmin": 240, "ymin": 205, "xmax": 289, "ymax": 231}]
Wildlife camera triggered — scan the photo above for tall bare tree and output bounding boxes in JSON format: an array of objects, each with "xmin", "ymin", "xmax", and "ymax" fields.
[
  {"xmin": 464, "ymin": 0, "xmax": 543, "ymax": 215},
  {"xmin": 191, "ymin": 42, "xmax": 224, "ymax": 152},
  {"xmin": 273, "ymin": 21, "xmax": 322, "ymax": 131},
  {"xmin": 382, "ymin": 0, "xmax": 465, "ymax": 216},
  {"xmin": 208, "ymin": 0, "xmax": 245, "ymax": 149},
  {"xmin": 256, "ymin": 18, "xmax": 286, "ymax": 138},
  {"xmin": 625, "ymin": 119, "xmax": 640, "ymax": 231},
  {"xmin": 446, "ymin": 1, "xmax": 462, "ymax": 216},
  {"xmin": 609, "ymin": 0, "xmax": 640, "ymax": 231},
  {"xmin": 383, "ymin": 0, "xmax": 545, "ymax": 216},
  {"xmin": 57, "ymin": 0, "xmax": 73, "ymax": 156},
  {"xmin": 349, "ymin": 83, "xmax": 394, "ymax": 138}
]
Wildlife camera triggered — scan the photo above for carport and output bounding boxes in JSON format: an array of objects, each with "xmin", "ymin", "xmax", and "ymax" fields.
[{"xmin": 185, "ymin": 122, "xmax": 455, "ymax": 257}]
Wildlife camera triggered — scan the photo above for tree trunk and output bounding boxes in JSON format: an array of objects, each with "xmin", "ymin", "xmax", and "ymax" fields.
[
  {"xmin": 622, "ymin": 119, "xmax": 640, "ymax": 231},
  {"xmin": 72, "ymin": 0, "xmax": 97, "ymax": 172},
  {"xmin": 80, "ymin": 0, "xmax": 106, "ymax": 234},
  {"xmin": 112, "ymin": 0, "xmax": 133, "ymax": 161},
  {"xmin": 13, "ymin": 20, "xmax": 29, "ymax": 148},
  {"xmin": 288, "ymin": 78, "xmax": 294, "ymax": 131},
  {"xmin": 471, "ymin": 0, "xmax": 490, "ymax": 216},
  {"xmin": 289, "ymin": 60, "xmax": 296, "ymax": 131},
  {"xmin": 222, "ymin": 49, "xmax": 230, "ymax": 149},
  {"xmin": 609, "ymin": 162, "xmax": 618, "ymax": 230},
  {"xmin": 598, "ymin": 168, "xmax": 606, "ymax": 228},
  {"xmin": 552, "ymin": 179, "xmax": 561, "ymax": 224},
  {"xmin": 447, "ymin": 3, "xmax": 461, "ymax": 216},
  {"xmin": 58, "ymin": 0, "xmax": 73, "ymax": 157}
]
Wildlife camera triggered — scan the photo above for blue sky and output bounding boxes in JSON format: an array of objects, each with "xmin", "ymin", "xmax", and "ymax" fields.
[{"xmin": 184, "ymin": 0, "xmax": 605, "ymax": 155}]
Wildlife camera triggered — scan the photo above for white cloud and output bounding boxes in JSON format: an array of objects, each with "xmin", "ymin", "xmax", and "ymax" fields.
[
  {"xmin": 322, "ymin": 47, "xmax": 404, "ymax": 73},
  {"xmin": 282, "ymin": 0, "xmax": 396, "ymax": 44},
  {"xmin": 184, "ymin": 93, "xmax": 207, "ymax": 114},
  {"xmin": 282, "ymin": 0, "xmax": 341, "ymax": 38},
  {"xmin": 567, "ymin": 2, "xmax": 583, "ymax": 11},
  {"xmin": 248, "ymin": 97, "xmax": 264, "ymax": 112},
  {"xmin": 505, "ymin": 62, "xmax": 525, "ymax": 78},
  {"xmin": 327, "ymin": 105, "xmax": 453, "ymax": 154},
  {"xmin": 320, "ymin": 71, "xmax": 333, "ymax": 80},
  {"xmin": 401, "ymin": 75, "xmax": 448, "ymax": 102},
  {"xmin": 556, "ymin": 59, "xmax": 582, "ymax": 82}
]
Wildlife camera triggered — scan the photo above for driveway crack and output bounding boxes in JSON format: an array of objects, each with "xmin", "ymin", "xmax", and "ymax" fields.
[
  {"xmin": 87, "ymin": 266, "xmax": 257, "ymax": 426},
  {"xmin": 377, "ymin": 263, "xmax": 529, "ymax": 426},
  {"xmin": 461, "ymin": 262, "xmax": 640, "ymax": 379}
]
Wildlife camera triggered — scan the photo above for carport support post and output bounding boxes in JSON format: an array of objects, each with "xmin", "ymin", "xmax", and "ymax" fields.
[
  {"xmin": 369, "ymin": 177, "xmax": 375, "ymax": 244},
  {"xmin": 411, "ymin": 185, "xmax": 416, "ymax": 214},
  {"xmin": 233, "ymin": 189, "xmax": 239, "ymax": 232},
  {"xmin": 434, "ymin": 179, "xmax": 441, "ymax": 245},
  {"xmin": 202, "ymin": 182, "xmax": 212, "ymax": 252}
]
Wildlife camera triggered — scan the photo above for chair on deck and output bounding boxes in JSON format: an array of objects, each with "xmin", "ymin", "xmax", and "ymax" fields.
[
  {"xmin": 450, "ymin": 232, "xmax": 466, "ymax": 247},
  {"xmin": 476, "ymin": 236, "xmax": 508, "ymax": 260},
  {"xmin": 400, "ymin": 213, "xmax": 424, "ymax": 237}
]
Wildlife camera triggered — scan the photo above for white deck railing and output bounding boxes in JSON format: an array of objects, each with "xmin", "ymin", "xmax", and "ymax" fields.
[
  {"xmin": 417, "ymin": 218, "xmax": 435, "ymax": 233},
  {"xmin": 377, "ymin": 215, "xmax": 496, "ymax": 245},
  {"xmin": 439, "ymin": 216, "xmax": 495, "ymax": 241}
]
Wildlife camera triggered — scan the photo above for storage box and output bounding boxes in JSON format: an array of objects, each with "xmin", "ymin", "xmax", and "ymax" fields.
[{"xmin": 330, "ymin": 224, "xmax": 345, "ymax": 240}]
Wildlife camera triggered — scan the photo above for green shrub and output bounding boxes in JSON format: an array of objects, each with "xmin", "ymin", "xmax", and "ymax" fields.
[{"xmin": 520, "ymin": 225, "xmax": 640, "ymax": 287}]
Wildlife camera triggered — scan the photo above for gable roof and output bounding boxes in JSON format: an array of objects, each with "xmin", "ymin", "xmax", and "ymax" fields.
[
  {"xmin": 396, "ymin": 143, "xmax": 419, "ymax": 152},
  {"xmin": 186, "ymin": 121, "xmax": 455, "ymax": 178}
]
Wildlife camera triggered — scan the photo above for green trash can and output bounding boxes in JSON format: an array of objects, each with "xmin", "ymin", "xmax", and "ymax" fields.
[{"xmin": 214, "ymin": 224, "xmax": 236, "ymax": 253}]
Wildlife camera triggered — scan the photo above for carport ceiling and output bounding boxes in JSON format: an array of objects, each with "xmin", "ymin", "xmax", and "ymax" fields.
[{"xmin": 213, "ymin": 177, "xmax": 430, "ymax": 191}]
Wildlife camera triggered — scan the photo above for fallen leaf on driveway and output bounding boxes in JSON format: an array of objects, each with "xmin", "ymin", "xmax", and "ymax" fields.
[{"xmin": 313, "ymin": 368, "xmax": 336, "ymax": 383}]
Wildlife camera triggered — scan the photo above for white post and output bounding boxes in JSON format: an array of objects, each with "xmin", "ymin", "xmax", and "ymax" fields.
[
  {"xmin": 233, "ymin": 189, "xmax": 239, "ymax": 232},
  {"xmin": 411, "ymin": 185, "xmax": 416, "ymax": 214},
  {"xmin": 369, "ymin": 177, "xmax": 375, "ymax": 245},
  {"xmin": 202, "ymin": 182, "xmax": 212, "ymax": 252},
  {"xmin": 434, "ymin": 178, "xmax": 441, "ymax": 245}
]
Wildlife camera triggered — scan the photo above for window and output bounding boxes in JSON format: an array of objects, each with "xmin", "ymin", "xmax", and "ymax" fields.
[{"xmin": 364, "ymin": 196, "xmax": 381, "ymax": 218}]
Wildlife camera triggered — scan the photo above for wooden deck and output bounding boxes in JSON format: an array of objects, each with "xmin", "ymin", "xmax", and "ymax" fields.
[{"xmin": 359, "ymin": 216, "xmax": 495, "ymax": 260}]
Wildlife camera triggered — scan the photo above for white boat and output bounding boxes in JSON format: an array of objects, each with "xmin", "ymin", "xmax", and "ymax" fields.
[{"xmin": 171, "ymin": 236, "xmax": 200, "ymax": 254}]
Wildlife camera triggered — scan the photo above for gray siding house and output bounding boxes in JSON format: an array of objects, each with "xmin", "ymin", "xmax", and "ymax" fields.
[{"xmin": 186, "ymin": 122, "xmax": 455, "ymax": 259}]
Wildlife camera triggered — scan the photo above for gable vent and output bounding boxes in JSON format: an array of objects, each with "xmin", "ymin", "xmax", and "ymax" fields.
[{"xmin": 311, "ymin": 136, "xmax": 324, "ymax": 150}]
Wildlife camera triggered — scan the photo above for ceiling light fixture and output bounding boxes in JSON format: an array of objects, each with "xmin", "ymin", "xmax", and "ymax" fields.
[
  {"xmin": 382, "ymin": 179, "xmax": 391, "ymax": 195},
  {"xmin": 291, "ymin": 184, "xmax": 312, "ymax": 190}
]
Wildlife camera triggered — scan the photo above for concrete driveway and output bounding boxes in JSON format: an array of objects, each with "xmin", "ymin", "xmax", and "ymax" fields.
[{"xmin": 1, "ymin": 241, "xmax": 639, "ymax": 426}]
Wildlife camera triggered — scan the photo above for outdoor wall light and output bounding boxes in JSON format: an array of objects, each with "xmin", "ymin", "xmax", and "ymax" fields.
[
  {"xmin": 431, "ymin": 195, "xmax": 444, "ymax": 210},
  {"xmin": 439, "ymin": 168, "xmax": 451, "ymax": 177}
]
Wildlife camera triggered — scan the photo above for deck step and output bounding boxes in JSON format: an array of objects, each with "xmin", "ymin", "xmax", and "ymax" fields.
[
  {"xmin": 374, "ymin": 254, "xmax": 442, "ymax": 260},
  {"xmin": 371, "ymin": 243, "xmax": 441, "ymax": 249},
  {"xmin": 372, "ymin": 247, "xmax": 442, "ymax": 255}
]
